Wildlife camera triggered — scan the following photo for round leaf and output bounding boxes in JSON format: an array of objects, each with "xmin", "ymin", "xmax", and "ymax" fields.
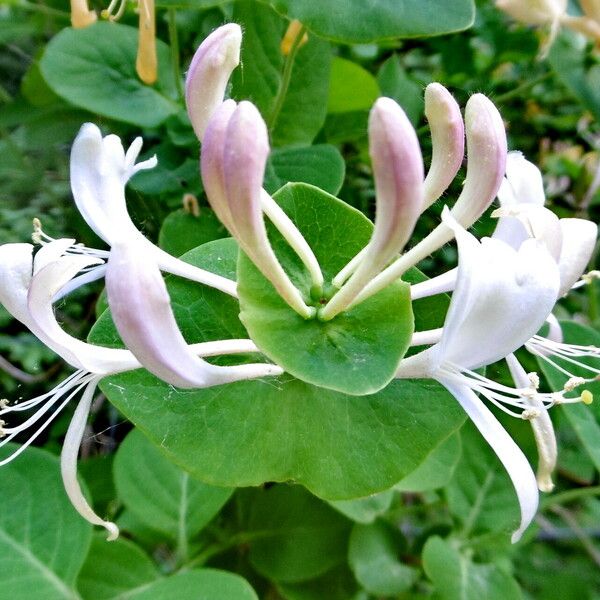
[
  {"xmin": 237, "ymin": 183, "xmax": 413, "ymax": 395},
  {"xmin": 39, "ymin": 22, "xmax": 179, "ymax": 128},
  {"xmin": 90, "ymin": 238, "xmax": 465, "ymax": 500}
]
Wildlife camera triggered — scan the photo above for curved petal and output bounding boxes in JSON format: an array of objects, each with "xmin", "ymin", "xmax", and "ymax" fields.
[
  {"xmin": 557, "ymin": 218, "xmax": 597, "ymax": 296},
  {"xmin": 320, "ymin": 97, "xmax": 424, "ymax": 320},
  {"xmin": 105, "ymin": 239, "xmax": 283, "ymax": 388},
  {"xmin": 27, "ymin": 255, "xmax": 139, "ymax": 374},
  {"xmin": 496, "ymin": 0, "xmax": 567, "ymax": 25},
  {"xmin": 0, "ymin": 243, "xmax": 34, "ymax": 325},
  {"xmin": 450, "ymin": 94, "xmax": 507, "ymax": 229},
  {"xmin": 439, "ymin": 377, "xmax": 539, "ymax": 543},
  {"xmin": 439, "ymin": 209, "xmax": 560, "ymax": 369},
  {"xmin": 423, "ymin": 83, "xmax": 465, "ymax": 208},
  {"xmin": 61, "ymin": 379, "xmax": 119, "ymax": 540},
  {"xmin": 200, "ymin": 99, "xmax": 238, "ymax": 234},
  {"xmin": 185, "ymin": 24, "xmax": 242, "ymax": 141},
  {"xmin": 223, "ymin": 102, "xmax": 314, "ymax": 318}
]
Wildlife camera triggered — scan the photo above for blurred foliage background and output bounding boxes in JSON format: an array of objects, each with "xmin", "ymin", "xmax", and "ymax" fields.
[{"xmin": 2, "ymin": 0, "xmax": 600, "ymax": 598}]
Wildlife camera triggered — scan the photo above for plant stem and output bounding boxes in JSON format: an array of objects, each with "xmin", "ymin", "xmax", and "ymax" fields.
[
  {"xmin": 267, "ymin": 25, "xmax": 307, "ymax": 132},
  {"xmin": 551, "ymin": 504, "xmax": 600, "ymax": 568},
  {"xmin": 18, "ymin": 1, "xmax": 70, "ymax": 18},
  {"xmin": 541, "ymin": 485, "xmax": 600, "ymax": 510},
  {"xmin": 492, "ymin": 71, "xmax": 553, "ymax": 105},
  {"xmin": 168, "ymin": 8, "xmax": 185, "ymax": 103}
]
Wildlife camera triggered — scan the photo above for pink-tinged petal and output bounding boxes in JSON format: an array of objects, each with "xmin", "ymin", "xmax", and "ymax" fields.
[
  {"xmin": 440, "ymin": 377, "xmax": 539, "ymax": 543},
  {"xmin": 557, "ymin": 218, "xmax": 597, "ymax": 296},
  {"xmin": 0, "ymin": 243, "xmax": 34, "ymax": 325},
  {"xmin": 27, "ymin": 255, "xmax": 139, "ymax": 374},
  {"xmin": 185, "ymin": 24, "xmax": 242, "ymax": 141},
  {"xmin": 423, "ymin": 83, "xmax": 465, "ymax": 208},
  {"xmin": 223, "ymin": 102, "xmax": 314, "ymax": 318},
  {"xmin": 450, "ymin": 94, "xmax": 507, "ymax": 228},
  {"xmin": 319, "ymin": 97, "xmax": 424, "ymax": 320},
  {"xmin": 61, "ymin": 379, "xmax": 119, "ymax": 540},
  {"xmin": 506, "ymin": 353, "xmax": 557, "ymax": 492},
  {"xmin": 200, "ymin": 99, "xmax": 238, "ymax": 234},
  {"xmin": 106, "ymin": 239, "xmax": 283, "ymax": 388}
]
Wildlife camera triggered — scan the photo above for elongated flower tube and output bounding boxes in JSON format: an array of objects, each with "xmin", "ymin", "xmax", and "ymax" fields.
[
  {"xmin": 350, "ymin": 93, "xmax": 507, "ymax": 309},
  {"xmin": 136, "ymin": 0, "xmax": 157, "ymax": 85},
  {"xmin": 185, "ymin": 24, "xmax": 242, "ymax": 141},
  {"xmin": 106, "ymin": 237, "xmax": 284, "ymax": 387},
  {"xmin": 422, "ymin": 83, "xmax": 465, "ymax": 209},
  {"xmin": 319, "ymin": 98, "xmax": 424, "ymax": 321},
  {"xmin": 496, "ymin": 0, "xmax": 566, "ymax": 25},
  {"xmin": 396, "ymin": 209, "xmax": 565, "ymax": 542},
  {"xmin": 70, "ymin": 0, "xmax": 97, "ymax": 27},
  {"xmin": 70, "ymin": 123, "xmax": 237, "ymax": 297},
  {"xmin": 202, "ymin": 100, "xmax": 316, "ymax": 318}
]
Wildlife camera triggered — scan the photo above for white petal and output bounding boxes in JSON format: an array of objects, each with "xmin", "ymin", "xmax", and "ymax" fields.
[
  {"xmin": 61, "ymin": 379, "xmax": 119, "ymax": 541},
  {"xmin": 439, "ymin": 209, "xmax": 560, "ymax": 368},
  {"xmin": 27, "ymin": 255, "xmax": 139, "ymax": 374},
  {"xmin": 185, "ymin": 24, "xmax": 242, "ymax": 141},
  {"xmin": 440, "ymin": 377, "xmax": 539, "ymax": 543},
  {"xmin": 106, "ymin": 239, "xmax": 283, "ymax": 388},
  {"xmin": 0, "ymin": 243, "xmax": 34, "ymax": 325},
  {"xmin": 504, "ymin": 152, "xmax": 546, "ymax": 206},
  {"xmin": 557, "ymin": 218, "xmax": 597, "ymax": 296},
  {"xmin": 33, "ymin": 238, "xmax": 76, "ymax": 274},
  {"xmin": 423, "ymin": 83, "xmax": 465, "ymax": 208}
]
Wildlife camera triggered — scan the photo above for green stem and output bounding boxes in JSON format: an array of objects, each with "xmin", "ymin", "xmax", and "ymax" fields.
[
  {"xmin": 540, "ymin": 485, "xmax": 600, "ymax": 510},
  {"xmin": 492, "ymin": 71, "xmax": 553, "ymax": 105},
  {"xmin": 267, "ymin": 25, "xmax": 307, "ymax": 131},
  {"xmin": 168, "ymin": 8, "xmax": 185, "ymax": 103}
]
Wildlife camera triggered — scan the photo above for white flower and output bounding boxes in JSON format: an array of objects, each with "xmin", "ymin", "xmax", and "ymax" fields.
[
  {"xmin": 0, "ymin": 241, "xmax": 273, "ymax": 538},
  {"xmin": 396, "ymin": 209, "xmax": 569, "ymax": 542}
]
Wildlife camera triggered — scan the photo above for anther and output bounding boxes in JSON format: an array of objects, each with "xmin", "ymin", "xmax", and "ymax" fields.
[
  {"xmin": 528, "ymin": 372, "xmax": 540, "ymax": 389},
  {"xmin": 564, "ymin": 376, "xmax": 586, "ymax": 392},
  {"xmin": 522, "ymin": 408, "xmax": 541, "ymax": 420},
  {"xmin": 183, "ymin": 194, "xmax": 200, "ymax": 217}
]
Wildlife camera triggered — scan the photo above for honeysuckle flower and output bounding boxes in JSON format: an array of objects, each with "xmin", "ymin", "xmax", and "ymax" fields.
[
  {"xmin": 0, "ymin": 241, "xmax": 272, "ymax": 539},
  {"xmin": 187, "ymin": 26, "xmax": 324, "ymax": 299},
  {"xmin": 201, "ymin": 100, "xmax": 317, "ymax": 319},
  {"xmin": 106, "ymin": 236, "xmax": 284, "ymax": 387},
  {"xmin": 334, "ymin": 92, "xmax": 506, "ymax": 311},
  {"xmin": 330, "ymin": 82, "xmax": 465, "ymax": 292},
  {"xmin": 396, "ymin": 208, "xmax": 571, "ymax": 542},
  {"xmin": 496, "ymin": 0, "xmax": 600, "ymax": 55},
  {"xmin": 70, "ymin": 0, "xmax": 97, "ymax": 28},
  {"xmin": 319, "ymin": 97, "xmax": 425, "ymax": 321},
  {"xmin": 69, "ymin": 123, "xmax": 237, "ymax": 298},
  {"xmin": 136, "ymin": 0, "xmax": 157, "ymax": 85}
]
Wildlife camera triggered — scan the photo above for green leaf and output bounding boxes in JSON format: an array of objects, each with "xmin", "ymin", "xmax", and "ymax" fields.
[
  {"xmin": 444, "ymin": 424, "xmax": 520, "ymax": 538},
  {"xmin": 77, "ymin": 534, "xmax": 159, "ymax": 600},
  {"xmin": 328, "ymin": 490, "xmax": 394, "ymax": 524},
  {"xmin": 377, "ymin": 55, "xmax": 424, "ymax": 126},
  {"xmin": 423, "ymin": 536, "xmax": 523, "ymax": 600},
  {"xmin": 113, "ymin": 429, "xmax": 233, "ymax": 541},
  {"xmin": 264, "ymin": 145, "xmax": 345, "ymax": 196},
  {"xmin": 327, "ymin": 57, "xmax": 380, "ymax": 114},
  {"xmin": 39, "ymin": 23, "xmax": 179, "ymax": 128},
  {"xmin": 159, "ymin": 208, "xmax": 228, "ymax": 257},
  {"xmin": 106, "ymin": 569, "xmax": 258, "ymax": 599},
  {"xmin": 261, "ymin": 0, "xmax": 475, "ymax": 42},
  {"xmin": 232, "ymin": 1, "xmax": 331, "ymax": 146},
  {"xmin": 237, "ymin": 183, "xmax": 413, "ymax": 395},
  {"xmin": 548, "ymin": 31, "xmax": 600, "ymax": 123},
  {"xmin": 277, "ymin": 565, "xmax": 361, "ymax": 600},
  {"xmin": 348, "ymin": 521, "xmax": 418, "ymax": 595},
  {"xmin": 248, "ymin": 485, "xmax": 351, "ymax": 583},
  {"xmin": 536, "ymin": 320, "xmax": 600, "ymax": 472},
  {"xmin": 395, "ymin": 431, "xmax": 461, "ymax": 492},
  {"xmin": 0, "ymin": 444, "xmax": 92, "ymax": 600},
  {"xmin": 90, "ymin": 237, "xmax": 465, "ymax": 499}
]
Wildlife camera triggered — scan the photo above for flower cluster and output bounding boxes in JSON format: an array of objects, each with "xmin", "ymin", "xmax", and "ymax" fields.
[{"xmin": 1, "ymin": 23, "xmax": 598, "ymax": 544}]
